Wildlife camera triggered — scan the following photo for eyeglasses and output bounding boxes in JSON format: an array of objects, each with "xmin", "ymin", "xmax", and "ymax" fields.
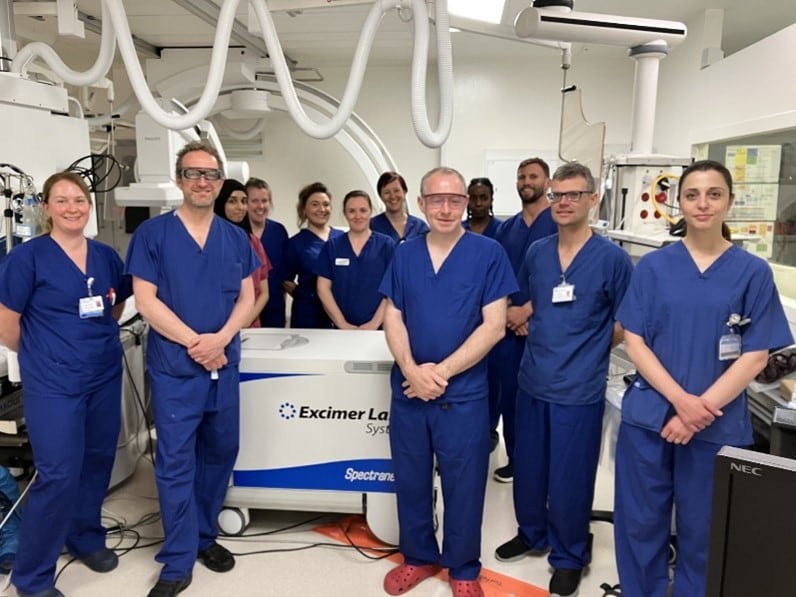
[
  {"xmin": 423, "ymin": 193, "xmax": 468, "ymax": 208},
  {"xmin": 179, "ymin": 168, "xmax": 223, "ymax": 181},
  {"xmin": 546, "ymin": 190, "xmax": 592, "ymax": 203}
]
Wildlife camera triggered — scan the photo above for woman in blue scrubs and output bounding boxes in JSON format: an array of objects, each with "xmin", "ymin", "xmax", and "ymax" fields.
[
  {"xmin": 463, "ymin": 177, "xmax": 501, "ymax": 238},
  {"xmin": 214, "ymin": 178, "xmax": 271, "ymax": 327},
  {"xmin": 244, "ymin": 177, "xmax": 289, "ymax": 327},
  {"xmin": 283, "ymin": 182, "xmax": 343, "ymax": 328},
  {"xmin": 371, "ymin": 171, "xmax": 429, "ymax": 242},
  {"xmin": 614, "ymin": 160, "xmax": 793, "ymax": 597},
  {"xmin": 316, "ymin": 190, "xmax": 395, "ymax": 329},
  {"xmin": 0, "ymin": 172, "xmax": 131, "ymax": 597}
]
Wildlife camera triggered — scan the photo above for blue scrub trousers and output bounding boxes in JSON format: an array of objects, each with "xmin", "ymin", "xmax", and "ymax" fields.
[
  {"xmin": 513, "ymin": 391, "xmax": 603, "ymax": 570},
  {"xmin": 491, "ymin": 334, "xmax": 524, "ymax": 462},
  {"xmin": 13, "ymin": 380, "xmax": 121, "ymax": 594},
  {"xmin": 150, "ymin": 368, "xmax": 240, "ymax": 581},
  {"xmin": 614, "ymin": 423, "xmax": 720, "ymax": 597},
  {"xmin": 389, "ymin": 397, "xmax": 489, "ymax": 580}
]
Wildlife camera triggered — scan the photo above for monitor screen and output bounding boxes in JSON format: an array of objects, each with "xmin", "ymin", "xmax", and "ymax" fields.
[{"xmin": 706, "ymin": 446, "xmax": 796, "ymax": 596}]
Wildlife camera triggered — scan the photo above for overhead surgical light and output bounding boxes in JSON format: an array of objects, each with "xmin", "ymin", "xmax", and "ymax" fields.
[{"xmin": 515, "ymin": 0, "xmax": 687, "ymax": 49}]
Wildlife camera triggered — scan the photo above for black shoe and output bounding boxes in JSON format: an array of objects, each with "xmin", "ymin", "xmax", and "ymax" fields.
[
  {"xmin": 197, "ymin": 541, "xmax": 235, "ymax": 572},
  {"xmin": 17, "ymin": 589, "xmax": 65, "ymax": 597},
  {"xmin": 489, "ymin": 430, "xmax": 499, "ymax": 453},
  {"xmin": 493, "ymin": 463, "xmax": 513, "ymax": 483},
  {"xmin": 549, "ymin": 568, "xmax": 582, "ymax": 597},
  {"xmin": 79, "ymin": 547, "xmax": 118, "ymax": 572},
  {"xmin": 495, "ymin": 535, "xmax": 550, "ymax": 562},
  {"xmin": 147, "ymin": 575, "xmax": 192, "ymax": 597}
]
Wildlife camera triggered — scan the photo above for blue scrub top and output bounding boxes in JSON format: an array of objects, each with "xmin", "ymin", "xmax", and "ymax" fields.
[
  {"xmin": 616, "ymin": 241, "xmax": 794, "ymax": 445},
  {"xmin": 258, "ymin": 219, "xmax": 288, "ymax": 321},
  {"xmin": 379, "ymin": 232, "xmax": 518, "ymax": 403},
  {"xmin": 517, "ymin": 234, "xmax": 633, "ymax": 405},
  {"xmin": 370, "ymin": 212, "xmax": 429, "ymax": 243},
  {"xmin": 494, "ymin": 209, "xmax": 557, "ymax": 304},
  {"xmin": 462, "ymin": 217, "xmax": 502, "ymax": 239},
  {"xmin": 283, "ymin": 228, "xmax": 344, "ymax": 326},
  {"xmin": 315, "ymin": 231, "xmax": 396, "ymax": 326},
  {"xmin": 125, "ymin": 211, "xmax": 259, "ymax": 377},
  {"xmin": 0, "ymin": 235, "xmax": 132, "ymax": 394}
]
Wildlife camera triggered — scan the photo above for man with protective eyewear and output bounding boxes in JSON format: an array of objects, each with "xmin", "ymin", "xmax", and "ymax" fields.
[
  {"xmin": 126, "ymin": 141, "xmax": 259, "ymax": 597},
  {"xmin": 379, "ymin": 167, "xmax": 516, "ymax": 597}
]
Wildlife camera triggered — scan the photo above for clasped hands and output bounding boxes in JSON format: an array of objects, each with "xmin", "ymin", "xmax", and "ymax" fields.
[
  {"xmin": 402, "ymin": 363, "xmax": 449, "ymax": 401},
  {"xmin": 661, "ymin": 392, "xmax": 723, "ymax": 445},
  {"xmin": 187, "ymin": 333, "xmax": 228, "ymax": 371}
]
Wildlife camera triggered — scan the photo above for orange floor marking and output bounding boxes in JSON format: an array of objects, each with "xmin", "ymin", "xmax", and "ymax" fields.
[{"xmin": 314, "ymin": 515, "xmax": 548, "ymax": 597}]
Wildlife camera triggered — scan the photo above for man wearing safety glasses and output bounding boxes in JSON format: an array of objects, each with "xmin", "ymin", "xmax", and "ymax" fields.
[
  {"xmin": 126, "ymin": 141, "xmax": 259, "ymax": 597},
  {"xmin": 379, "ymin": 167, "xmax": 516, "ymax": 597}
]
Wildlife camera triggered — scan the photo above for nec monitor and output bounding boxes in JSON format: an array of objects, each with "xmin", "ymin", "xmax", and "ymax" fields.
[{"xmin": 705, "ymin": 446, "xmax": 796, "ymax": 597}]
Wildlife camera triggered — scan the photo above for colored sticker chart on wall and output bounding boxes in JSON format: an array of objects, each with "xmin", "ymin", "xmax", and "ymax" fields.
[{"xmin": 314, "ymin": 515, "xmax": 548, "ymax": 597}]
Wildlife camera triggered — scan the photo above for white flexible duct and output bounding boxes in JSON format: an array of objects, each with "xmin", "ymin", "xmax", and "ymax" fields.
[
  {"xmin": 249, "ymin": 0, "xmax": 452, "ymax": 147},
  {"xmin": 106, "ymin": 0, "xmax": 237, "ymax": 131},
  {"xmin": 10, "ymin": 0, "xmax": 116, "ymax": 86},
  {"xmin": 410, "ymin": 0, "xmax": 453, "ymax": 148},
  {"xmin": 10, "ymin": 0, "xmax": 454, "ymax": 147}
]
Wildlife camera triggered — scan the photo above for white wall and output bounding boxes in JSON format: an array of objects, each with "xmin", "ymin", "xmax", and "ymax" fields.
[
  {"xmin": 243, "ymin": 50, "xmax": 635, "ymax": 235},
  {"xmin": 656, "ymin": 17, "xmax": 796, "ymax": 155}
]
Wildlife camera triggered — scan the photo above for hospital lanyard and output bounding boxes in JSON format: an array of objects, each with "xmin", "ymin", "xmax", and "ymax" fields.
[
  {"xmin": 719, "ymin": 312, "xmax": 751, "ymax": 361},
  {"xmin": 78, "ymin": 276, "xmax": 104, "ymax": 319},
  {"xmin": 552, "ymin": 273, "xmax": 575, "ymax": 304}
]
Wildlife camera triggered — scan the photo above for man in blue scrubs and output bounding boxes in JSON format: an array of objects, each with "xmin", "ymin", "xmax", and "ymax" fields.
[
  {"xmin": 126, "ymin": 141, "xmax": 258, "ymax": 597},
  {"xmin": 495, "ymin": 163, "xmax": 632, "ymax": 597},
  {"xmin": 379, "ymin": 167, "xmax": 517, "ymax": 597},
  {"xmin": 491, "ymin": 158, "xmax": 557, "ymax": 480}
]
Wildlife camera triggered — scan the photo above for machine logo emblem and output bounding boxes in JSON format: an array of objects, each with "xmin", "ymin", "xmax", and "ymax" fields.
[{"xmin": 278, "ymin": 402, "xmax": 297, "ymax": 420}]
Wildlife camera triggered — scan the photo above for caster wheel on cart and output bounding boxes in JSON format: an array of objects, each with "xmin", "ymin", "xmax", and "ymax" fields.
[{"xmin": 218, "ymin": 507, "xmax": 250, "ymax": 536}]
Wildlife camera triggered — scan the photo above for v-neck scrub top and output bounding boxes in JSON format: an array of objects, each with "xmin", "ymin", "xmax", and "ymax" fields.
[
  {"xmin": 315, "ymin": 231, "xmax": 395, "ymax": 326},
  {"xmin": 379, "ymin": 232, "xmax": 517, "ymax": 403},
  {"xmin": 616, "ymin": 241, "xmax": 793, "ymax": 445},
  {"xmin": 125, "ymin": 211, "xmax": 259, "ymax": 377},
  {"xmin": 517, "ymin": 234, "xmax": 633, "ymax": 404},
  {"xmin": 0, "ymin": 235, "xmax": 131, "ymax": 394}
]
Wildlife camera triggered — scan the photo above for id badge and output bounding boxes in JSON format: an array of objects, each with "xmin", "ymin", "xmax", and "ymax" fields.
[
  {"xmin": 79, "ymin": 296, "xmax": 104, "ymax": 319},
  {"xmin": 335, "ymin": 257, "xmax": 350, "ymax": 266},
  {"xmin": 552, "ymin": 283, "xmax": 575, "ymax": 304},
  {"xmin": 718, "ymin": 333, "xmax": 742, "ymax": 361}
]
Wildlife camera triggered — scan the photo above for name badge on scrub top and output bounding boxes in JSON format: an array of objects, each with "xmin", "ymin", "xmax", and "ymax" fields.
[
  {"xmin": 335, "ymin": 258, "xmax": 350, "ymax": 266},
  {"xmin": 79, "ymin": 276, "xmax": 104, "ymax": 319},
  {"xmin": 552, "ymin": 276, "xmax": 575, "ymax": 304},
  {"xmin": 719, "ymin": 313, "xmax": 750, "ymax": 361},
  {"xmin": 718, "ymin": 333, "xmax": 742, "ymax": 361}
]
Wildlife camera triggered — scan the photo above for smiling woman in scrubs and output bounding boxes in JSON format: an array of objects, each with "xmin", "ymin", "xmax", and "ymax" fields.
[
  {"xmin": 283, "ymin": 182, "xmax": 343, "ymax": 328},
  {"xmin": 371, "ymin": 171, "xmax": 429, "ymax": 242},
  {"xmin": 0, "ymin": 172, "xmax": 131, "ymax": 597},
  {"xmin": 614, "ymin": 160, "xmax": 794, "ymax": 597},
  {"xmin": 244, "ymin": 177, "xmax": 289, "ymax": 328},
  {"xmin": 316, "ymin": 190, "xmax": 395, "ymax": 329}
]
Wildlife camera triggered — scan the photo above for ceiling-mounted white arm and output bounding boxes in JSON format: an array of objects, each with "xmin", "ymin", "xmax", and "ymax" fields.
[{"xmin": 11, "ymin": 0, "xmax": 116, "ymax": 86}]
